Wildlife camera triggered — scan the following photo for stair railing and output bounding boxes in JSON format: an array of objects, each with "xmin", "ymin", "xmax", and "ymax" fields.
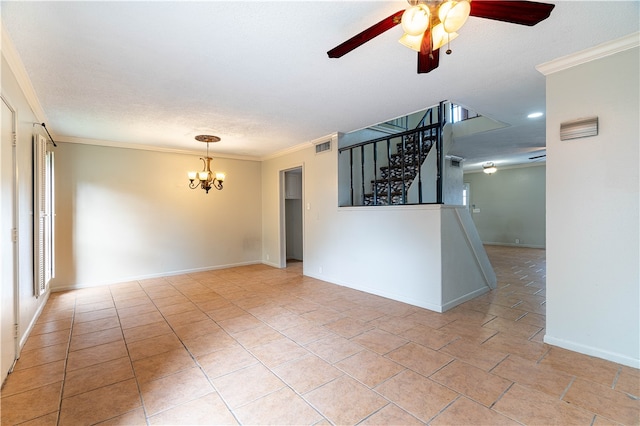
[{"xmin": 339, "ymin": 101, "xmax": 446, "ymax": 206}]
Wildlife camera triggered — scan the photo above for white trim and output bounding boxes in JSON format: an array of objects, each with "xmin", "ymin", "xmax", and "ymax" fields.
[
  {"xmin": 306, "ymin": 272, "xmax": 446, "ymax": 313},
  {"xmin": 483, "ymin": 242, "xmax": 546, "ymax": 249},
  {"xmin": 51, "ymin": 260, "xmax": 262, "ymax": 292},
  {"xmin": 464, "ymin": 162, "xmax": 546, "ymax": 174},
  {"xmin": 0, "ymin": 24, "xmax": 49, "ymax": 125},
  {"xmin": 57, "ymin": 136, "xmax": 260, "ymax": 161},
  {"xmin": 536, "ymin": 32, "xmax": 640, "ymax": 76},
  {"xmin": 18, "ymin": 291, "xmax": 50, "ymax": 353},
  {"xmin": 544, "ymin": 335, "xmax": 640, "ymax": 369},
  {"xmin": 261, "ymin": 132, "xmax": 338, "ymax": 161},
  {"xmin": 440, "ymin": 287, "xmax": 489, "ymax": 312}
]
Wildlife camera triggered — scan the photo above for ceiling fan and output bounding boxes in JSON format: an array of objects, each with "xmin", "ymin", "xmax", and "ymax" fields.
[
  {"xmin": 529, "ymin": 153, "xmax": 546, "ymax": 161},
  {"xmin": 327, "ymin": 0, "xmax": 555, "ymax": 74}
]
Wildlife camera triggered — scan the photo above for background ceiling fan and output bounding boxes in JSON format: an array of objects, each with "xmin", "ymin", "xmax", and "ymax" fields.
[{"xmin": 327, "ymin": 0, "xmax": 555, "ymax": 74}]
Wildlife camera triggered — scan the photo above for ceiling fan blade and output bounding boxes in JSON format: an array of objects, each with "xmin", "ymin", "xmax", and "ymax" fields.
[
  {"xmin": 417, "ymin": 30, "xmax": 440, "ymax": 74},
  {"xmin": 327, "ymin": 9, "xmax": 405, "ymax": 58},
  {"xmin": 470, "ymin": 0, "xmax": 555, "ymax": 26}
]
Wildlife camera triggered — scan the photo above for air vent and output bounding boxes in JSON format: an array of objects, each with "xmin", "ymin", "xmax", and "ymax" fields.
[
  {"xmin": 451, "ymin": 159, "xmax": 461, "ymax": 168},
  {"xmin": 315, "ymin": 140, "xmax": 331, "ymax": 154}
]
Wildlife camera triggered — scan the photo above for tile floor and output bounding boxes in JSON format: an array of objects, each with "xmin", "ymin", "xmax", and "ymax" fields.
[{"xmin": 1, "ymin": 246, "xmax": 638, "ymax": 425}]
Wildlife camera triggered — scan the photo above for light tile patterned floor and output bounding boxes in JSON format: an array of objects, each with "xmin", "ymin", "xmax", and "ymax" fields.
[{"xmin": 1, "ymin": 246, "xmax": 639, "ymax": 425}]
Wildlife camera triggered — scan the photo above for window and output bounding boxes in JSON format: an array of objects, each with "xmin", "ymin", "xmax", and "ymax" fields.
[
  {"xmin": 462, "ymin": 183, "xmax": 470, "ymax": 208},
  {"xmin": 33, "ymin": 134, "xmax": 54, "ymax": 297}
]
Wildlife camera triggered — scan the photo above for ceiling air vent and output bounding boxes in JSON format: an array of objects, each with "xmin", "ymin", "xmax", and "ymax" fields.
[{"xmin": 315, "ymin": 140, "xmax": 331, "ymax": 154}]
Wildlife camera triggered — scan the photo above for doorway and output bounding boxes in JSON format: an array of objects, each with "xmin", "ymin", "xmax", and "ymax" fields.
[
  {"xmin": 281, "ymin": 167, "xmax": 303, "ymax": 268},
  {"xmin": 1, "ymin": 95, "xmax": 18, "ymax": 384}
]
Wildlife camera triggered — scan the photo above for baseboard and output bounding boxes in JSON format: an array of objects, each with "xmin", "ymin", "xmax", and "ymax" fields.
[
  {"xmin": 262, "ymin": 260, "xmax": 281, "ymax": 269},
  {"xmin": 441, "ymin": 286, "xmax": 489, "ymax": 312},
  {"xmin": 483, "ymin": 242, "xmax": 546, "ymax": 249},
  {"xmin": 18, "ymin": 290, "xmax": 51, "ymax": 355},
  {"xmin": 51, "ymin": 260, "xmax": 263, "ymax": 292},
  {"xmin": 544, "ymin": 335, "xmax": 640, "ymax": 369},
  {"xmin": 304, "ymin": 272, "xmax": 445, "ymax": 313}
]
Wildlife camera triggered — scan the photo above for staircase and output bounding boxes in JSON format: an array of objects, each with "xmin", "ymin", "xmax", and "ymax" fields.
[{"xmin": 363, "ymin": 132, "xmax": 435, "ymax": 205}]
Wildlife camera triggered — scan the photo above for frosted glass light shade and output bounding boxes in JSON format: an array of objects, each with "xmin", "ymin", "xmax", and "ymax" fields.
[
  {"xmin": 198, "ymin": 171, "xmax": 210, "ymax": 181},
  {"xmin": 483, "ymin": 162, "xmax": 497, "ymax": 174},
  {"xmin": 187, "ymin": 171, "xmax": 197, "ymax": 180},
  {"xmin": 431, "ymin": 23, "xmax": 459, "ymax": 50},
  {"xmin": 398, "ymin": 32, "xmax": 424, "ymax": 52},
  {"xmin": 401, "ymin": 5, "xmax": 430, "ymax": 36},
  {"xmin": 438, "ymin": 0, "xmax": 471, "ymax": 33},
  {"xmin": 215, "ymin": 172, "xmax": 225, "ymax": 182}
]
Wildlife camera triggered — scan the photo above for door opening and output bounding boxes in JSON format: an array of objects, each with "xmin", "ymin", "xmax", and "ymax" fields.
[
  {"xmin": 281, "ymin": 167, "xmax": 303, "ymax": 268},
  {"xmin": 1, "ymin": 95, "xmax": 18, "ymax": 384}
]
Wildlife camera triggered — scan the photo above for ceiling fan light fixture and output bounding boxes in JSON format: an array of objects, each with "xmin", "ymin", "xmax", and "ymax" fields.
[
  {"xmin": 483, "ymin": 162, "xmax": 497, "ymax": 174},
  {"xmin": 438, "ymin": 0, "xmax": 471, "ymax": 33},
  {"xmin": 431, "ymin": 23, "xmax": 459, "ymax": 50},
  {"xmin": 398, "ymin": 32, "xmax": 425, "ymax": 52},
  {"xmin": 401, "ymin": 4, "xmax": 431, "ymax": 36}
]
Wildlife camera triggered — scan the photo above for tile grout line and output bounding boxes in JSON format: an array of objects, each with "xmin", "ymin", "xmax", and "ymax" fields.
[
  {"xmin": 55, "ymin": 293, "xmax": 77, "ymax": 426},
  {"xmin": 559, "ymin": 376, "xmax": 576, "ymax": 401},
  {"xmin": 111, "ymin": 282, "xmax": 151, "ymax": 426}
]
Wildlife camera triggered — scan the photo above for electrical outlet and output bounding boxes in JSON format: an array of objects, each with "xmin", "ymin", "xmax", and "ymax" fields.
[{"xmin": 515, "ymin": 239, "xmax": 520, "ymax": 244}]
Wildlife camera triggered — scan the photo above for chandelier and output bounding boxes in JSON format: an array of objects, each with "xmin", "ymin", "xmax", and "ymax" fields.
[
  {"xmin": 187, "ymin": 135, "xmax": 225, "ymax": 193},
  {"xmin": 398, "ymin": 0, "xmax": 471, "ymax": 54}
]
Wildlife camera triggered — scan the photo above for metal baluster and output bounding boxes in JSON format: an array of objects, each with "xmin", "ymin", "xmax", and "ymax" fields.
[
  {"xmin": 349, "ymin": 149, "xmax": 354, "ymax": 206},
  {"xmin": 418, "ymin": 130, "xmax": 423, "ymax": 204},
  {"xmin": 436, "ymin": 101, "xmax": 444, "ymax": 204},
  {"xmin": 401, "ymin": 135, "xmax": 406, "ymax": 204},
  {"xmin": 360, "ymin": 145, "xmax": 365, "ymax": 206},
  {"xmin": 386, "ymin": 138, "xmax": 392, "ymax": 205},
  {"xmin": 373, "ymin": 141, "xmax": 378, "ymax": 206}
]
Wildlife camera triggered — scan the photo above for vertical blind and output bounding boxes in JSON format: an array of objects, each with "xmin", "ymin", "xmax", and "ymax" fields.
[{"xmin": 33, "ymin": 134, "xmax": 54, "ymax": 297}]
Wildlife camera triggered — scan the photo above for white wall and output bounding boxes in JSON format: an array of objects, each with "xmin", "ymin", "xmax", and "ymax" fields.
[
  {"xmin": 543, "ymin": 42, "xmax": 639, "ymax": 367},
  {"xmin": 464, "ymin": 164, "xmax": 546, "ymax": 248},
  {"xmin": 1, "ymin": 53, "xmax": 49, "ymax": 349},
  {"xmin": 53, "ymin": 142, "xmax": 262, "ymax": 289},
  {"xmin": 262, "ymin": 137, "xmax": 493, "ymax": 312}
]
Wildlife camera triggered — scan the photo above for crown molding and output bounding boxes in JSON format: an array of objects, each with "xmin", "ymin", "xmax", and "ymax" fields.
[
  {"xmin": 536, "ymin": 32, "xmax": 640, "ymax": 76},
  {"xmin": 260, "ymin": 132, "xmax": 339, "ymax": 161},
  {"xmin": 1, "ymin": 23, "xmax": 50, "ymax": 125},
  {"xmin": 57, "ymin": 136, "xmax": 261, "ymax": 161}
]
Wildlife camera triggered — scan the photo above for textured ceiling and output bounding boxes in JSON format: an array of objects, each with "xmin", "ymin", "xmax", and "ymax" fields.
[{"xmin": 1, "ymin": 1, "xmax": 639, "ymax": 169}]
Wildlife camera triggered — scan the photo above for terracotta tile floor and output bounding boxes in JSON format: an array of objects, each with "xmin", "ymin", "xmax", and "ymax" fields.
[{"xmin": 2, "ymin": 247, "xmax": 639, "ymax": 425}]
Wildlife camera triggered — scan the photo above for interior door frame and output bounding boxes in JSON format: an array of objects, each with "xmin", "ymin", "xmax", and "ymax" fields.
[
  {"xmin": 1, "ymin": 93, "xmax": 20, "ymax": 380},
  {"xmin": 279, "ymin": 164, "xmax": 304, "ymax": 268}
]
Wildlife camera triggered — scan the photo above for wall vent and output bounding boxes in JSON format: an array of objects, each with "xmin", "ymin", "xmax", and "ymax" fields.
[
  {"xmin": 315, "ymin": 140, "xmax": 331, "ymax": 154},
  {"xmin": 451, "ymin": 159, "xmax": 461, "ymax": 168},
  {"xmin": 560, "ymin": 116, "xmax": 598, "ymax": 140}
]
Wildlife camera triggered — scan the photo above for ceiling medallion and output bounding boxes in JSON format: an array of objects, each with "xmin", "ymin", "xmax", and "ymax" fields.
[{"xmin": 195, "ymin": 135, "xmax": 221, "ymax": 143}]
